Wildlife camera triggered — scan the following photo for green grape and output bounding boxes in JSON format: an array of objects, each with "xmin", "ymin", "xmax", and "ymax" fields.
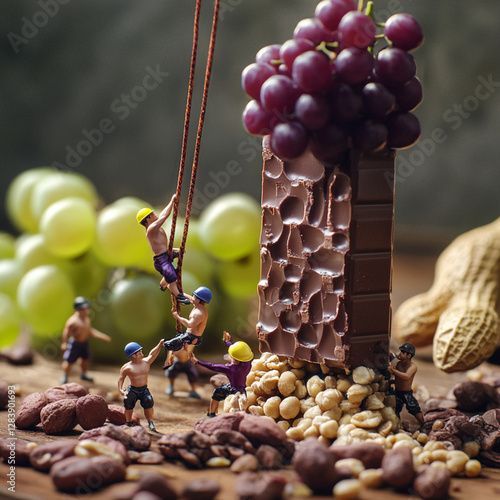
[
  {"xmin": 30, "ymin": 171, "xmax": 98, "ymax": 227},
  {"xmin": 17, "ymin": 265, "xmax": 75, "ymax": 334},
  {"xmin": 135, "ymin": 250, "xmax": 157, "ymax": 275},
  {"xmin": 198, "ymin": 193, "xmax": 262, "ymax": 261},
  {"xmin": 40, "ymin": 197, "xmax": 97, "ymax": 258},
  {"xmin": 65, "ymin": 250, "xmax": 109, "ymax": 298},
  {"xmin": 0, "ymin": 292, "xmax": 21, "ymax": 349},
  {"xmin": 5, "ymin": 167, "xmax": 53, "ymax": 233},
  {"xmin": 89, "ymin": 303, "xmax": 127, "ymax": 363},
  {"xmin": 110, "ymin": 275, "xmax": 168, "ymax": 339},
  {"xmin": 94, "ymin": 203, "xmax": 150, "ymax": 267},
  {"xmin": 111, "ymin": 196, "xmax": 151, "ymax": 210},
  {"xmin": 0, "ymin": 232, "xmax": 16, "ymax": 260},
  {"xmin": 172, "ymin": 217, "xmax": 203, "ymax": 249},
  {"xmin": 177, "ymin": 247, "xmax": 215, "ymax": 285},
  {"xmin": 217, "ymin": 246, "xmax": 260, "ymax": 298},
  {"xmin": 209, "ymin": 295, "xmax": 259, "ymax": 352},
  {"xmin": 16, "ymin": 234, "xmax": 65, "ymax": 272},
  {"xmin": 0, "ymin": 259, "xmax": 23, "ymax": 299}
]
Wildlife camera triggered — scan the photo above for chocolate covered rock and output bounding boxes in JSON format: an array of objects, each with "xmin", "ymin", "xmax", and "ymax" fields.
[{"xmin": 75, "ymin": 394, "xmax": 108, "ymax": 430}]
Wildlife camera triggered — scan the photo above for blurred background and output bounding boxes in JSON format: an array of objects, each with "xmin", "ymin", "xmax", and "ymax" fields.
[{"xmin": 1, "ymin": 0, "xmax": 500, "ymax": 363}]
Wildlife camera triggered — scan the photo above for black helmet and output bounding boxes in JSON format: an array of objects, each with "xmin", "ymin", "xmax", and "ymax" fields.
[
  {"xmin": 398, "ymin": 343, "xmax": 415, "ymax": 357},
  {"xmin": 73, "ymin": 296, "xmax": 90, "ymax": 310}
]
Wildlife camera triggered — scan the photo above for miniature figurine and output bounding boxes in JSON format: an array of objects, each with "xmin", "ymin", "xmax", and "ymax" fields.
[
  {"xmin": 163, "ymin": 286, "xmax": 212, "ymax": 366},
  {"xmin": 189, "ymin": 331, "xmax": 253, "ymax": 418},
  {"xmin": 118, "ymin": 340, "xmax": 164, "ymax": 432},
  {"xmin": 387, "ymin": 343, "xmax": 425, "ymax": 427},
  {"xmin": 165, "ymin": 350, "xmax": 201, "ymax": 399},
  {"xmin": 60, "ymin": 296, "xmax": 111, "ymax": 384},
  {"xmin": 136, "ymin": 194, "xmax": 190, "ymax": 305}
]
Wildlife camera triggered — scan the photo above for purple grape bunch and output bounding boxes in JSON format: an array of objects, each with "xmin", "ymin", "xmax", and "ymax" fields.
[{"xmin": 241, "ymin": 0, "xmax": 424, "ymax": 162}]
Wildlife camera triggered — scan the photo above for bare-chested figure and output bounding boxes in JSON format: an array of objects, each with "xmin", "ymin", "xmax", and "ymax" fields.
[
  {"xmin": 388, "ymin": 343, "xmax": 424, "ymax": 427},
  {"xmin": 118, "ymin": 339, "xmax": 164, "ymax": 432},
  {"xmin": 136, "ymin": 194, "xmax": 190, "ymax": 305},
  {"xmin": 60, "ymin": 296, "xmax": 111, "ymax": 384},
  {"xmin": 163, "ymin": 286, "xmax": 212, "ymax": 366}
]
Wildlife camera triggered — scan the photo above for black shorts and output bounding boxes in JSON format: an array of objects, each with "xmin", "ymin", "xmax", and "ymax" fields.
[
  {"xmin": 123, "ymin": 385, "xmax": 154, "ymax": 410},
  {"xmin": 164, "ymin": 332, "xmax": 202, "ymax": 352},
  {"xmin": 166, "ymin": 360, "xmax": 198, "ymax": 383},
  {"xmin": 212, "ymin": 383, "xmax": 244, "ymax": 402},
  {"xmin": 395, "ymin": 390, "xmax": 422, "ymax": 416}
]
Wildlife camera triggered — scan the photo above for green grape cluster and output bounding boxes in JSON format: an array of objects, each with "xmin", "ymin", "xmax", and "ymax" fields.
[{"xmin": 1, "ymin": 168, "xmax": 262, "ymax": 361}]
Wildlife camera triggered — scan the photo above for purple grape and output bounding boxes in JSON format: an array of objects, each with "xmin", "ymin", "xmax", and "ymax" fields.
[
  {"xmin": 391, "ymin": 76, "xmax": 423, "ymax": 111},
  {"xmin": 375, "ymin": 47, "xmax": 416, "ymax": 85},
  {"xmin": 315, "ymin": 0, "xmax": 356, "ymax": 32},
  {"xmin": 386, "ymin": 111, "xmax": 421, "ymax": 149},
  {"xmin": 384, "ymin": 13, "xmax": 424, "ymax": 51},
  {"xmin": 310, "ymin": 123, "xmax": 348, "ymax": 164},
  {"xmin": 362, "ymin": 82, "xmax": 396, "ymax": 118},
  {"xmin": 353, "ymin": 119, "xmax": 388, "ymax": 153},
  {"xmin": 260, "ymin": 75, "xmax": 299, "ymax": 116},
  {"xmin": 280, "ymin": 38, "xmax": 316, "ymax": 70},
  {"xmin": 335, "ymin": 47, "xmax": 373, "ymax": 85},
  {"xmin": 338, "ymin": 11, "xmax": 376, "ymax": 49},
  {"xmin": 271, "ymin": 121, "xmax": 309, "ymax": 160},
  {"xmin": 242, "ymin": 100, "xmax": 279, "ymax": 136},
  {"xmin": 256, "ymin": 44, "xmax": 282, "ymax": 66},
  {"xmin": 278, "ymin": 64, "xmax": 292, "ymax": 78},
  {"xmin": 293, "ymin": 18, "xmax": 336, "ymax": 45},
  {"xmin": 241, "ymin": 62, "xmax": 277, "ymax": 101},
  {"xmin": 295, "ymin": 93, "xmax": 330, "ymax": 130},
  {"xmin": 292, "ymin": 50, "xmax": 333, "ymax": 93},
  {"xmin": 329, "ymin": 83, "xmax": 362, "ymax": 122}
]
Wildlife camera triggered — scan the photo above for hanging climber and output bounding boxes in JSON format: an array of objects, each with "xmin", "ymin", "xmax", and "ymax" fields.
[
  {"xmin": 136, "ymin": 193, "xmax": 191, "ymax": 305},
  {"xmin": 163, "ymin": 286, "xmax": 212, "ymax": 366}
]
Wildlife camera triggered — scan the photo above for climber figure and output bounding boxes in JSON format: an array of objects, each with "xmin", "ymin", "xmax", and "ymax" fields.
[{"xmin": 137, "ymin": 193, "xmax": 190, "ymax": 305}]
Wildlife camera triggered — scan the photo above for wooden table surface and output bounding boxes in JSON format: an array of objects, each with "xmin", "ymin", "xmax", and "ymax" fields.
[{"xmin": 1, "ymin": 253, "xmax": 500, "ymax": 499}]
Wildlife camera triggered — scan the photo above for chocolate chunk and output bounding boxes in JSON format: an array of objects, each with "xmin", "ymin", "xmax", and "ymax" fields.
[{"xmin": 257, "ymin": 140, "xmax": 395, "ymax": 369}]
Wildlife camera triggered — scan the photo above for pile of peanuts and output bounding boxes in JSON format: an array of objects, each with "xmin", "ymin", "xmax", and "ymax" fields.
[{"xmin": 222, "ymin": 352, "xmax": 483, "ymax": 479}]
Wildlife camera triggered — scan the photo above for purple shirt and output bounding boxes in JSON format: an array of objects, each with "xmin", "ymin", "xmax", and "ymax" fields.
[{"xmin": 196, "ymin": 341, "xmax": 252, "ymax": 392}]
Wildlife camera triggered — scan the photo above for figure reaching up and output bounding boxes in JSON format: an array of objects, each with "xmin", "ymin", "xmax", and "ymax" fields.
[
  {"xmin": 189, "ymin": 331, "xmax": 253, "ymax": 418},
  {"xmin": 163, "ymin": 286, "xmax": 212, "ymax": 367},
  {"xmin": 137, "ymin": 193, "xmax": 190, "ymax": 305}
]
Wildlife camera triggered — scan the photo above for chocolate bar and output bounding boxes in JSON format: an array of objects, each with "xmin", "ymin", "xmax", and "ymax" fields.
[{"xmin": 257, "ymin": 137, "xmax": 395, "ymax": 370}]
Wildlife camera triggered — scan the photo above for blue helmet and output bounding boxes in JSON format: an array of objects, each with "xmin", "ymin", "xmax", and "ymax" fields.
[
  {"xmin": 124, "ymin": 342, "xmax": 142, "ymax": 358},
  {"xmin": 193, "ymin": 286, "xmax": 212, "ymax": 304},
  {"xmin": 73, "ymin": 296, "xmax": 90, "ymax": 310}
]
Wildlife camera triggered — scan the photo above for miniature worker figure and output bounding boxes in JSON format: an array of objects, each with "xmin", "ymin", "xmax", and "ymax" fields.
[
  {"xmin": 118, "ymin": 340, "xmax": 164, "ymax": 432},
  {"xmin": 164, "ymin": 286, "xmax": 212, "ymax": 366},
  {"xmin": 136, "ymin": 194, "xmax": 190, "ymax": 305},
  {"xmin": 61, "ymin": 296, "xmax": 111, "ymax": 384},
  {"xmin": 189, "ymin": 331, "xmax": 254, "ymax": 418},
  {"xmin": 387, "ymin": 343, "xmax": 425, "ymax": 427},
  {"xmin": 165, "ymin": 350, "xmax": 201, "ymax": 399}
]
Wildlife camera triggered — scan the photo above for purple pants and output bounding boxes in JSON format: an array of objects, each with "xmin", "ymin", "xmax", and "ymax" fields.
[{"xmin": 154, "ymin": 252, "xmax": 177, "ymax": 284}]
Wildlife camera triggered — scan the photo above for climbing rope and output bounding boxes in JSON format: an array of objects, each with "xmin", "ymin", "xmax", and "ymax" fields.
[
  {"xmin": 168, "ymin": 0, "xmax": 220, "ymax": 299},
  {"xmin": 167, "ymin": 0, "xmax": 201, "ymax": 258}
]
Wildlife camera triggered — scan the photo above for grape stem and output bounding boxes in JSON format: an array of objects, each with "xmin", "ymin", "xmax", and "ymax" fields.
[
  {"xmin": 316, "ymin": 40, "xmax": 337, "ymax": 61},
  {"xmin": 365, "ymin": 1, "xmax": 374, "ymax": 17},
  {"xmin": 358, "ymin": 0, "xmax": 366, "ymax": 12}
]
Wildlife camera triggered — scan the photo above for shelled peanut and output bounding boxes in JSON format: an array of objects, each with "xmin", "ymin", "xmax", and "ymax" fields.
[
  {"xmin": 394, "ymin": 217, "xmax": 500, "ymax": 372},
  {"xmin": 227, "ymin": 353, "xmax": 395, "ymax": 445},
  {"xmin": 225, "ymin": 353, "xmax": 483, "ymax": 480}
]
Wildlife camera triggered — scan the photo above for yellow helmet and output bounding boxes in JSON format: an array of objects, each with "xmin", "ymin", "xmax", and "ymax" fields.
[
  {"xmin": 136, "ymin": 207, "xmax": 154, "ymax": 225},
  {"xmin": 228, "ymin": 341, "xmax": 254, "ymax": 362}
]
